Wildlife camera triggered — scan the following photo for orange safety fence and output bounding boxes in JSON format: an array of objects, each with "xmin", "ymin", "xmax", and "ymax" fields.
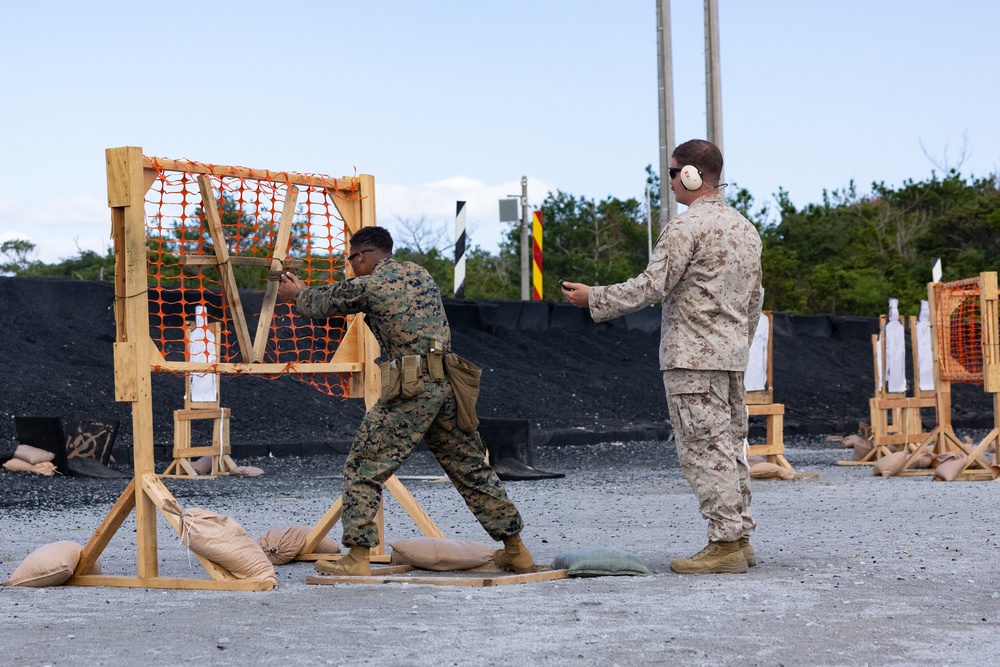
[
  {"xmin": 143, "ymin": 156, "xmax": 357, "ymax": 397},
  {"xmin": 934, "ymin": 277, "xmax": 984, "ymax": 385}
]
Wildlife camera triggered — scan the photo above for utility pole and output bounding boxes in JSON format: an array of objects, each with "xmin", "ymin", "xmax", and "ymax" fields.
[
  {"xmin": 519, "ymin": 175, "xmax": 529, "ymax": 301},
  {"xmin": 705, "ymin": 0, "xmax": 724, "ymax": 184},
  {"xmin": 656, "ymin": 0, "xmax": 677, "ymax": 227}
]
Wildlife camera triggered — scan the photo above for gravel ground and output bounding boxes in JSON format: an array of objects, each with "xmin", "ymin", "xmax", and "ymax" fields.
[
  {"xmin": 3, "ymin": 435, "xmax": 1000, "ymax": 667},
  {"xmin": 4, "ymin": 278, "xmax": 1000, "ymax": 666}
]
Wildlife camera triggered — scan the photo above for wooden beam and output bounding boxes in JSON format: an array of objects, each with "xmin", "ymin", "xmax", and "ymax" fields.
[
  {"xmin": 75, "ymin": 479, "xmax": 137, "ymax": 575},
  {"xmin": 66, "ymin": 575, "xmax": 273, "ymax": 591},
  {"xmin": 196, "ymin": 175, "xmax": 256, "ymax": 362},
  {"xmin": 253, "ymin": 184, "xmax": 300, "ymax": 361},
  {"xmin": 152, "ymin": 361, "xmax": 363, "ymax": 374},
  {"xmin": 177, "ymin": 255, "xmax": 303, "ymax": 268},
  {"xmin": 144, "ymin": 156, "xmax": 358, "ymax": 193}
]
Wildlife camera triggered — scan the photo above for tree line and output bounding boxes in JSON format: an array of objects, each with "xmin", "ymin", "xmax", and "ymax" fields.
[{"xmin": 4, "ymin": 165, "xmax": 998, "ymax": 317}]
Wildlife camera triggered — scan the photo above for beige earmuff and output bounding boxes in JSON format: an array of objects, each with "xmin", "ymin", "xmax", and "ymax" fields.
[{"xmin": 679, "ymin": 165, "xmax": 703, "ymax": 191}]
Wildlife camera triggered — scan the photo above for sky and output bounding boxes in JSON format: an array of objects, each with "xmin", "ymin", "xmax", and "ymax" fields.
[{"xmin": 1, "ymin": 1, "xmax": 998, "ymax": 265}]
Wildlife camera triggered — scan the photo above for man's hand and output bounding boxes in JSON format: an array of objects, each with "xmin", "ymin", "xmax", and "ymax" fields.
[
  {"xmin": 560, "ymin": 281, "xmax": 589, "ymax": 309},
  {"xmin": 278, "ymin": 272, "xmax": 307, "ymax": 304}
]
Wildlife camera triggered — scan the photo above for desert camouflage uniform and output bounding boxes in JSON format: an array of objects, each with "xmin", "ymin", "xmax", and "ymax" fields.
[
  {"xmin": 295, "ymin": 257, "xmax": 524, "ymax": 547},
  {"xmin": 588, "ymin": 193, "xmax": 762, "ymax": 543}
]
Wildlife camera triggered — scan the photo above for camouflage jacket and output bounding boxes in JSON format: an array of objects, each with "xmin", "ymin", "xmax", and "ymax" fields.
[
  {"xmin": 294, "ymin": 257, "xmax": 451, "ymax": 360},
  {"xmin": 588, "ymin": 193, "xmax": 762, "ymax": 371}
]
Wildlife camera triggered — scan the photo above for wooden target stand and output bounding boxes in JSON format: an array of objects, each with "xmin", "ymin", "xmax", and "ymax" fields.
[
  {"xmin": 897, "ymin": 273, "xmax": 1000, "ymax": 480},
  {"xmin": 161, "ymin": 318, "xmax": 237, "ymax": 478},
  {"xmin": 839, "ymin": 310, "xmax": 938, "ymax": 468},
  {"xmin": 66, "ymin": 147, "xmax": 445, "ymax": 591},
  {"xmin": 745, "ymin": 311, "xmax": 815, "ymax": 479}
]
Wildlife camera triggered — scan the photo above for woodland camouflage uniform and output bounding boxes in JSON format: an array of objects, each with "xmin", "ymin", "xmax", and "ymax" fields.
[
  {"xmin": 588, "ymin": 192, "xmax": 763, "ymax": 543},
  {"xmin": 294, "ymin": 257, "xmax": 524, "ymax": 548}
]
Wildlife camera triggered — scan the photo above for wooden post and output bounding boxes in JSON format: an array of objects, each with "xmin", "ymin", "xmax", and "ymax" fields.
[{"xmin": 106, "ymin": 146, "xmax": 159, "ymax": 578}]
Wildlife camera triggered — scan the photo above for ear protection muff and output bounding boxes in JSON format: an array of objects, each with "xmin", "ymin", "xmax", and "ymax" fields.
[{"xmin": 679, "ymin": 165, "xmax": 703, "ymax": 191}]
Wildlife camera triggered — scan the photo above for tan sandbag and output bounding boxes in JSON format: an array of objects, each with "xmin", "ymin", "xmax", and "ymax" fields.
[
  {"xmin": 4, "ymin": 541, "xmax": 100, "ymax": 587},
  {"xmin": 191, "ymin": 456, "xmax": 214, "ymax": 475},
  {"xmin": 746, "ymin": 455, "xmax": 766, "ymax": 466},
  {"xmin": 873, "ymin": 451, "xmax": 908, "ymax": 476},
  {"xmin": 749, "ymin": 462, "xmax": 795, "ymax": 480},
  {"xmin": 852, "ymin": 438, "xmax": 874, "ymax": 461},
  {"xmin": 389, "ymin": 537, "xmax": 495, "ymax": 571},
  {"xmin": 749, "ymin": 462, "xmax": 781, "ymax": 479},
  {"xmin": 910, "ymin": 450, "xmax": 934, "ymax": 469},
  {"xmin": 161, "ymin": 499, "xmax": 276, "ymax": 585},
  {"xmin": 3, "ymin": 458, "xmax": 57, "ymax": 476},
  {"xmin": 231, "ymin": 466, "xmax": 264, "ymax": 477},
  {"xmin": 14, "ymin": 444, "xmax": 55, "ymax": 465},
  {"xmin": 259, "ymin": 526, "xmax": 340, "ymax": 565},
  {"xmin": 934, "ymin": 452, "xmax": 968, "ymax": 481}
]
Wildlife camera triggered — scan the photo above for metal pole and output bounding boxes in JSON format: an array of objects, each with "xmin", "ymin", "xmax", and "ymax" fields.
[
  {"xmin": 645, "ymin": 185, "xmax": 653, "ymax": 263},
  {"xmin": 705, "ymin": 0, "xmax": 724, "ymax": 183},
  {"xmin": 656, "ymin": 0, "xmax": 677, "ymax": 227},
  {"xmin": 520, "ymin": 176, "xmax": 529, "ymax": 301}
]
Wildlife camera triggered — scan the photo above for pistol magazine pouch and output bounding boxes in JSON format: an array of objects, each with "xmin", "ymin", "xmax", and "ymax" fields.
[
  {"xmin": 379, "ymin": 359, "xmax": 401, "ymax": 402},
  {"xmin": 400, "ymin": 354, "xmax": 425, "ymax": 398}
]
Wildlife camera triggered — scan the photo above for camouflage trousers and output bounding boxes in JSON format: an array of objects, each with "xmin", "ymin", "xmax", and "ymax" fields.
[
  {"xmin": 340, "ymin": 375, "xmax": 524, "ymax": 548},
  {"xmin": 663, "ymin": 368, "xmax": 754, "ymax": 543}
]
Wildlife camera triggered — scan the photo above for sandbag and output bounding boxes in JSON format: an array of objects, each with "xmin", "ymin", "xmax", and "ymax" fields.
[
  {"xmin": 3, "ymin": 458, "xmax": 57, "ymax": 476},
  {"xmin": 749, "ymin": 462, "xmax": 794, "ymax": 480},
  {"xmin": 552, "ymin": 548, "xmax": 651, "ymax": 577},
  {"xmin": 14, "ymin": 444, "xmax": 55, "ymax": 465},
  {"xmin": 934, "ymin": 451, "xmax": 968, "ymax": 481},
  {"xmin": 4, "ymin": 541, "xmax": 101, "ymax": 587},
  {"xmin": 389, "ymin": 537, "xmax": 495, "ymax": 571},
  {"xmin": 162, "ymin": 499, "xmax": 276, "ymax": 585},
  {"xmin": 231, "ymin": 466, "xmax": 264, "ymax": 477},
  {"xmin": 259, "ymin": 526, "xmax": 340, "ymax": 566},
  {"xmin": 873, "ymin": 451, "xmax": 908, "ymax": 477}
]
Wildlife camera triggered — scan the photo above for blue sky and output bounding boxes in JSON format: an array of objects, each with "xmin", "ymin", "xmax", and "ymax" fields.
[{"xmin": 1, "ymin": 1, "xmax": 998, "ymax": 264}]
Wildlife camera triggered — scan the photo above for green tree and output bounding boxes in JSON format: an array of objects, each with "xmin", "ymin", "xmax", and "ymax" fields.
[
  {"xmin": 0, "ymin": 239, "xmax": 40, "ymax": 275},
  {"xmin": 156, "ymin": 192, "xmax": 314, "ymax": 289}
]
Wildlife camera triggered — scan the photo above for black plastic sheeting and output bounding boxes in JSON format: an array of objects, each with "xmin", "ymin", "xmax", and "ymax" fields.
[{"xmin": 446, "ymin": 299, "xmax": 879, "ymax": 341}]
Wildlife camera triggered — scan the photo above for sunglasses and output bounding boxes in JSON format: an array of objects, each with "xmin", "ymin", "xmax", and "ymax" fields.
[
  {"xmin": 348, "ymin": 248, "xmax": 374, "ymax": 262},
  {"xmin": 668, "ymin": 167, "xmax": 683, "ymax": 179}
]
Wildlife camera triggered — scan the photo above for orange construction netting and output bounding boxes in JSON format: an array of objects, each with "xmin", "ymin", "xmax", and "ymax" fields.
[
  {"xmin": 144, "ymin": 156, "xmax": 357, "ymax": 397},
  {"xmin": 934, "ymin": 277, "xmax": 983, "ymax": 385}
]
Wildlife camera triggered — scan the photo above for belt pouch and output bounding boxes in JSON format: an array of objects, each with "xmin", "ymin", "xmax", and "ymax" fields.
[
  {"xmin": 401, "ymin": 354, "xmax": 425, "ymax": 398},
  {"xmin": 379, "ymin": 359, "xmax": 401, "ymax": 402}
]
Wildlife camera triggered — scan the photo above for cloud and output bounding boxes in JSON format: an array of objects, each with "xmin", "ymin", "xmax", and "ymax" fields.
[{"xmin": 0, "ymin": 195, "xmax": 109, "ymax": 264}]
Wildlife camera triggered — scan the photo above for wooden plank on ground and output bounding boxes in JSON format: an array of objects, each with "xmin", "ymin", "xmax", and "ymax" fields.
[
  {"xmin": 306, "ymin": 567, "xmax": 570, "ymax": 587},
  {"xmin": 66, "ymin": 574, "xmax": 274, "ymax": 591}
]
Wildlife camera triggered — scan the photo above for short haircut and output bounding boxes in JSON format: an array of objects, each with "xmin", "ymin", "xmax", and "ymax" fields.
[
  {"xmin": 350, "ymin": 226, "xmax": 393, "ymax": 254},
  {"xmin": 672, "ymin": 139, "xmax": 723, "ymax": 182}
]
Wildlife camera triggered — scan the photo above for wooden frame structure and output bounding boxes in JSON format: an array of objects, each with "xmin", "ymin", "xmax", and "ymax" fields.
[
  {"xmin": 745, "ymin": 311, "xmax": 811, "ymax": 477},
  {"xmin": 839, "ymin": 304, "xmax": 939, "ymax": 468},
  {"xmin": 898, "ymin": 273, "xmax": 1000, "ymax": 481},
  {"xmin": 162, "ymin": 319, "xmax": 237, "ymax": 477},
  {"xmin": 67, "ymin": 147, "xmax": 443, "ymax": 591}
]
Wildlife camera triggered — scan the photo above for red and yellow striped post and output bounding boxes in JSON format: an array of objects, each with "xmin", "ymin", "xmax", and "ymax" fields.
[{"xmin": 531, "ymin": 210, "xmax": 543, "ymax": 301}]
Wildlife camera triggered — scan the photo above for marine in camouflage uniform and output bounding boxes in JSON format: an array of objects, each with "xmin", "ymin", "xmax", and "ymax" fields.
[
  {"xmin": 282, "ymin": 227, "xmax": 526, "ymax": 570},
  {"xmin": 563, "ymin": 140, "xmax": 762, "ymax": 573}
]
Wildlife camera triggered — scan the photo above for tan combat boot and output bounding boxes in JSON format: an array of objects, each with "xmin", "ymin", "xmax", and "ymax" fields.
[
  {"xmin": 492, "ymin": 534, "xmax": 536, "ymax": 574},
  {"xmin": 315, "ymin": 546, "xmax": 371, "ymax": 576},
  {"xmin": 670, "ymin": 540, "xmax": 748, "ymax": 574},
  {"xmin": 739, "ymin": 537, "xmax": 757, "ymax": 567}
]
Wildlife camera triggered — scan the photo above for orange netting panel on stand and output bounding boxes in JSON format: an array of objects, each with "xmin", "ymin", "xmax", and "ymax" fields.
[
  {"xmin": 144, "ymin": 156, "xmax": 356, "ymax": 397},
  {"xmin": 934, "ymin": 277, "xmax": 983, "ymax": 385}
]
